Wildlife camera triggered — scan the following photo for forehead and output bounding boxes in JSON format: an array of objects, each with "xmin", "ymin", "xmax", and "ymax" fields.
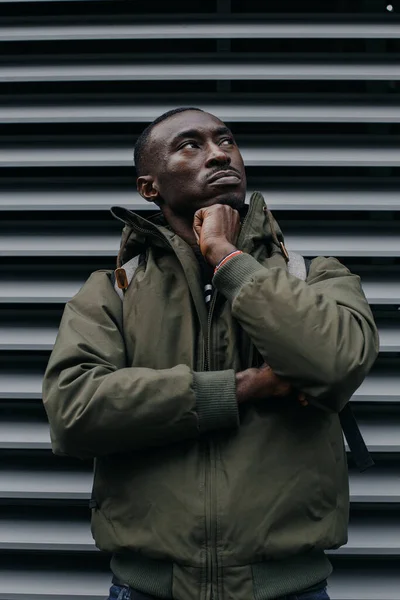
[{"xmin": 150, "ymin": 111, "xmax": 228, "ymax": 145}]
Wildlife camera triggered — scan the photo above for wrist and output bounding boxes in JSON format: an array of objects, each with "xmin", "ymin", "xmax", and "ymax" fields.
[
  {"xmin": 206, "ymin": 242, "xmax": 238, "ymax": 267},
  {"xmin": 236, "ymin": 369, "xmax": 257, "ymax": 404},
  {"xmin": 235, "ymin": 371, "xmax": 247, "ymax": 404}
]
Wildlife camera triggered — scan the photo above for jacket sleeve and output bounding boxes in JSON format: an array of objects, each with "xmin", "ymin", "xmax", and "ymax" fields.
[
  {"xmin": 42, "ymin": 271, "xmax": 238, "ymax": 459},
  {"xmin": 213, "ymin": 253, "xmax": 379, "ymax": 412}
]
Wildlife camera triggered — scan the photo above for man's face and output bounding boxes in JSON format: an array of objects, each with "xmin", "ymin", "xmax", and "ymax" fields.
[{"xmin": 139, "ymin": 110, "xmax": 247, "ymax": 218}]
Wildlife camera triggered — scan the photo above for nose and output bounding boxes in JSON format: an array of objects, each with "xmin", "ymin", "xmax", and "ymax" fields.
[{"xmin": 205, "ymin": 142, "xmax": 231, "ymax": 169}]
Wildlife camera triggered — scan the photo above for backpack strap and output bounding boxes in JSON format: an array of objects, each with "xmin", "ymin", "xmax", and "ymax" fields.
[{"xmin": 287, "ymin": 252, "xmax": 374, "ymax": 472}]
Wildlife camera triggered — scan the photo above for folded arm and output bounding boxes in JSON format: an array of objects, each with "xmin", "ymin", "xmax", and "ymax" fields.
[
  {"xmin": 213, "ymin": 253, "xmax": 379, "ymax": 412},
  {"xmin": 42, "ymin": 271, "xmax": 239, "ymax": 459}
]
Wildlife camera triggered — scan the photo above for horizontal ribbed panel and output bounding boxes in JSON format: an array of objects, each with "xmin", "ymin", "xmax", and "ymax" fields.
[
  {"xmin": 4, "ymin": 21, "xmax": 400, "ymax": 41},
  {"xmin": 1, "ymin": 188, "xmax": 400, "ymax": 211},
  {"xmin": 1, "ymin": 369, "xmax": 399, "ymax": 403},
  {"xmin": 1, "ymin": 230, "xmax": 398, "ymax": 257},
  {"xmin": 0, "ymin": 568, "xmax": 398, "ymax": 600},
  {"xmin": 1, "ymin": 99, "xmax": 400, "ymax": 124},
  {"xmin": 0, "ymin": 515, "xmax": 399, "ymax": 555},
  {"xmin": 1, "ymin": 274, "xmax": 398, "ymax": 303},
  {"xmin": 1, "ymin": 416, "xmax": 399, "ymax": 452},
  {"xmin": 8, "ymin": 323, "xmax": 398, "ymax": 352},
  {"xmin": 0, "ymin": 466, "xmax": 398, "ymax": 504},
  {"xmin": 2, "ymin": 60, "xmax": 400, "ymax": 82},
  {"xmin": 2, "ymin": 139, "xmax": 400, "ymax": 167}
]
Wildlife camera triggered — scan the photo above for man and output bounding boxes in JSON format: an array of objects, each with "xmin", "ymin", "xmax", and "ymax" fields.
[{"xmin": 43, "ymin": 108, "xmax": 379, "ymax": 600}]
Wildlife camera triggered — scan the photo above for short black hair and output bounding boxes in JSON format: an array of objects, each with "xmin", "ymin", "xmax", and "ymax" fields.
[{"xmin": 134, "ymin": 107, "xmax": 204, "ymax": 176}]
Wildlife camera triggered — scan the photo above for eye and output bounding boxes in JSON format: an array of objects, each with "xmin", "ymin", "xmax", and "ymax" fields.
[
  {"xmin": 220, "ymin": 137, "xmax": 235, "ymax": 146},
  {"xmin": 179, "ymin": 141, "xmax": 199, "ymax": 150}
]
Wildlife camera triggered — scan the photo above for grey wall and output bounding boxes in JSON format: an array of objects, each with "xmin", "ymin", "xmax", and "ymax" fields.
[{"xmin": 0, "ymin": 0, "xmax": 399, "ymax": 598}]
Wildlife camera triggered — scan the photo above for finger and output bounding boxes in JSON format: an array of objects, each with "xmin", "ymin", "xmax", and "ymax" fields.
[
  {"xmin": 193, "ymin": 210, "xmax": 204, "ymax": 244},
  {"xmin": 193, "ymin": 226, "xmax": 200, "ymax": 244}
]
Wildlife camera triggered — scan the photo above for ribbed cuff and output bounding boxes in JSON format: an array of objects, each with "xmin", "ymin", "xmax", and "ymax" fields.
[
  {"xmin": 193, "ymin": 370, "xmax": 239, "ymax": 434},
  {"xmin": 212, "ymin": 252, "xmax": 265, "ymax": 304}
]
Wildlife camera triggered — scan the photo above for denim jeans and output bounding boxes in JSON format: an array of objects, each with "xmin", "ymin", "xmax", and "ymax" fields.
[{"xmin": 107, "ymin": 583, "xmax": 330, "ymax": 600}]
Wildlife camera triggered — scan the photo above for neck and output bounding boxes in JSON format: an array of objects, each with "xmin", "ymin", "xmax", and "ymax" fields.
[{"xmin": 161, "ymin": 205, "xmax": 198, "ymax": 249}]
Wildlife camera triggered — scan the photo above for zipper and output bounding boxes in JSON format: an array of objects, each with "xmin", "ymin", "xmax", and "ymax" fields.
[
  {"xmin": 127, "ymin": 214, "xmax": 220, "ymax": 598},
  {"xmin": 204, "ymin": 201, "xmax": 260, "ymax": 598},
  {"xmin": 204, "ymin": 289, "xmax": 219, "ymax": 600}
]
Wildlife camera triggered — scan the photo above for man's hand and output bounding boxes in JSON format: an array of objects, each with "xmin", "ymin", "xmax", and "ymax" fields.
[
  {"xmin": 236, "ymin": 363, "xmax": 308, "ymax": 406},
  {"xmin": 193, "ymin": 204, "xmax": 241, "ymax": 267}
]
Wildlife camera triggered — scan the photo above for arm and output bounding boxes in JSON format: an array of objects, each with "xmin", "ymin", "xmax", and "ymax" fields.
[
  {"xmin": 194, "ymin": 205, "xmax": 379, "ymax": 412},
  {"xmin": 214, "ymin": 255, "xmax": 378, "ymax": 410},
  {"xmin": 214, "ymin": 253, "xmax": 379, "ymax": 412},
  {"xmin": 42, "ymin": 270, "xmax": 239, "ymax": 459}
]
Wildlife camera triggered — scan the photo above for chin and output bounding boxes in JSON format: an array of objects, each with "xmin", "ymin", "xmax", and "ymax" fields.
[{"xmin": 214, "ymin": 193, "xmax": 246, "ymax": 212}]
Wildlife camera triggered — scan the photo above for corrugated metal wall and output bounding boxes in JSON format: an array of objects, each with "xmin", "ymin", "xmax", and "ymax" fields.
[{"xmin": 1, "ymin": 0, "xmax": 399, "ymax": 598}]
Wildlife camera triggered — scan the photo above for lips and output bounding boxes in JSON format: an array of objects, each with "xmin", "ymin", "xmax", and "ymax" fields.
[{"xmin": 208, "ymin": 170, "xmax": 241, "ymax": 184}]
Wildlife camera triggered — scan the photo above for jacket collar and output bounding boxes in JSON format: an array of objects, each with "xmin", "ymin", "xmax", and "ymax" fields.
[{"xmin": 111, "ymin": 192, "xmax": 287, "ymax": 267}]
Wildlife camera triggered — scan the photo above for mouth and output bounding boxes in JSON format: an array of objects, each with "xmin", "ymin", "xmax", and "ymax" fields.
[{"xmin": 208, "ymin": 170, "xmax": 241, "ymax": 184}]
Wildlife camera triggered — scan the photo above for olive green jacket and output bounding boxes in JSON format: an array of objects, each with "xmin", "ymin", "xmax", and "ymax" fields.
[{"xmin": 42, "ymin": 192, "xmax": 379, "ymax": 600}]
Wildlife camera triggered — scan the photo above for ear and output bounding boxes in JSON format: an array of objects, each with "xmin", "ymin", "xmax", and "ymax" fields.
[{"xmin": 137, "ymin": 175, "xmax": 161, "ymax": 204}]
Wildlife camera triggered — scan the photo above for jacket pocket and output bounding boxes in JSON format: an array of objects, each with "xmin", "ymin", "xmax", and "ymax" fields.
[{"xmin": 307, "ymin": 420, "xmax": 339, "ymax": 520}]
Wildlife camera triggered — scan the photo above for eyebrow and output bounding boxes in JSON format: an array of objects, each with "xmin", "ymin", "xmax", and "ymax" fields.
[{"xmin": 171, "ymin": 126, "xmax": 233, "ymax": 145}]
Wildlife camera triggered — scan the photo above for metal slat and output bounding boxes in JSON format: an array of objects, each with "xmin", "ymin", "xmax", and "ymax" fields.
[
  {"xmin": 3, "ymin": 275, "xmax": 400, "ymax": 304},
  {"xmin": 0, "ymin": 326, "xmax": 57, "ymax": 350},
  {"xmin": 0, "ymin": 467, "xmax": 399, "ymax": 503},
  {"xmin": 350, "ymin": 468, "xmax": 400, "ymax": 503},
  {"xmin": 4, "ymin": 102, "xmax": 400, "ymax": 124},
  {"xmin": 378, "ymin": 324, "xmax": 400, "ymax": 352},
  {"xmin": 0, "ymin": 275, "xmax": 85, "ymax": 302},
  {"xmin": 0, "ymin": 568, "xmax": 398, "ymax": 600},
  {"xmin": 0, "ymin": 322, "xmax": 396, "ymax": 352},
  {"xmin": 284, "ymin": 233, "xmax": 400, "ymax": 258},
  {"xmin": 0, "ymin": 518, "xmax": 92, "ymax": 552},
  {"xmin": 0, "ymin": 421, "xmax": 50, "ymax": 450},
  {"xmin": 0, "ymin": 470, "xmax": 90, "ymax": 501},
  {"xmin": 3, "ymin": 231, "xmax": 398, "ymax": 257},
  {"xmin": 1, "ymin": 370, "xmax": 398, "ymax": 403},
  {"xmin": 2, "ymin": 61, "xmax": 400, "ymax": 82},
  {"xmin": 0, "ymin": 280, "xmax": 84, "ymax": 304},
  {"xmin": 2, "ymin": 416, "xmax": 399, "ymax": 452},
  {"xmin": 336, "ymin": 517, "xmax": 400, "ymax": 556},
  {"xmin": 3, "ymin": 189, "xmax": 400, "ymax": 211},
  {"xmin": 4, "ymin": 22, "xmax": 400, "ymax": 41},
  {"xmin": 358, "ymin": 278, "xmax": 400, "ymax": 304},
  {"xmin": 3, "ymin": 143, "xmax": 400, "ymax": 168},
  {"xmin": 0, "ymin": 373, "xmax": 43, "ymax": 398},
  {"xmin": 1, "ymin": 516, "xmax": 399, "ymax": 554},
  {"xmin": 329, "ymin": 569, "xmax": 400, "ymax": 600},
  {"xmin": 0, "ymin": 568, "xmax": 395, "ymax": 600},
  {"xmin": 0, "ymin": 569, "xmax": 110, "ymax": 600},
  {"xmin": 354, "ymin": 373, "xmax": 400, "ymax": 403}
]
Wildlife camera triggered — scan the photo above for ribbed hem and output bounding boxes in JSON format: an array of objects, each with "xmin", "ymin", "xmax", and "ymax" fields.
[
  {"xmin": 193, "ymin": 370, "xmax": 239, "ymax": 434},
  {"xmin": 111, "ymin": 552, "xmax": 172, "ymax": 599},
  {"xmin": 252, "ymin": 550, "xmax": 332, "ymax": 600},
  {"xmin": 213, "ymin": 253, "xmax": 265, "ymax": 304}
]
